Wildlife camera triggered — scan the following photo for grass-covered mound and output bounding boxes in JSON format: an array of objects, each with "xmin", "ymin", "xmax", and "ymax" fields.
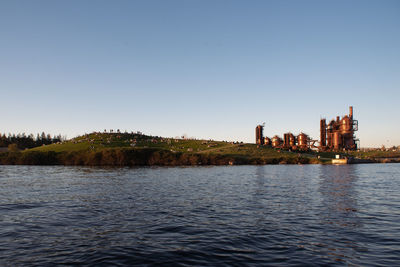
[{"xmin": 0, "ymin": 132, "xmax": 319, "ymax": 166}]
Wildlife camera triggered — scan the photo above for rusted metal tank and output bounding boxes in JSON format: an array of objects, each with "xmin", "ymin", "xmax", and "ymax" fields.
[
  {"xmin": 290, "ymin": 134, "xmax": 296, "ymax": 146},
  {"xmin": 342, "ymin": 133, "xmax": 355, "ymax": 149},
  {"xmin": 283, "ymin": 133, "xmax": 296, "ymax": 148},
  {"xmin": 333, "ymin": 132, "xmax": 341, "ymax": 150},
  {"xmin": 341, "ymin": 115, "xmax": 352, "ymax": 132},
  {"xmin": 255, "ymin": 125, "xmax": 264, "ymax": 145},
  {"xmin": 320, "ymin": 119, "xmax": 326, "ymax": 148},
  {"xmin": 283, "ymin": 133, "xmax": 289, "ymax": 147},
  {"xmin": 271, "ymin": 135, "xmax": 282, "ymax": 148},
  {"xmin": 297, "ymin": 133, "xmax": 308, "ymax": 149},
  {"xmin": 326, "ymin": 120, "xmax": 335, "ymax": 148},
  {"xmin": 264, "ymin": 137, "xmax": 271, "ymax": 146}
]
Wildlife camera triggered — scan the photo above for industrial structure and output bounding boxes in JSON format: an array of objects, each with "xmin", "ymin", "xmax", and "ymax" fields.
[
  {"xmin": 320, "ymin": 106, "xmax": 358, "ymax": 151},
  {"xmin": 255, "ymin": 123, "xmax": 265, "ymax": 145},
  {"xmin": 259, "ymin": 131, "xmax": 312, "ymax": 151},
  {"xmin": 255, "ymin": 106, "xmax": 359, "ymax": 151}
]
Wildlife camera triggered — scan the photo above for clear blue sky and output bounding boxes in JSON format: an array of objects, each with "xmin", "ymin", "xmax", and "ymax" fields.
[{"xmin": 1, "ymin": 0, "xmax": 399, "ymax": 147}]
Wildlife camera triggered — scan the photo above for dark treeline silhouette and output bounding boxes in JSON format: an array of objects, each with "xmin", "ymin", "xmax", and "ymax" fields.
[
  {"xmin": 0, "ymin": 148, "xmax": 314, "ymax": 166},
  {"xmin": 0, "ymin": 132, "xmax": 63, "ymax": 149}
]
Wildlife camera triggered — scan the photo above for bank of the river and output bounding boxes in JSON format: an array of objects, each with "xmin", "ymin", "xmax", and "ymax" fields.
[
  {"xmin": 0, "ymin": 148, "xmax": 319, "ymax": 166},
  {"xmin": 0, "ymin": 132, "xmax": 398, "ymax": 166}
]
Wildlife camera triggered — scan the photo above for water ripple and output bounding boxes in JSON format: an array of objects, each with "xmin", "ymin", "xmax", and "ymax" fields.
[{"xmin": 0, "ymin": 164, "xmax": 399, "ymax": 266}]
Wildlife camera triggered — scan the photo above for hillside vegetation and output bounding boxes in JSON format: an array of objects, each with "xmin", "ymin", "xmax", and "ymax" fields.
[
  {"xmin": 0, "ymin": 132, "xmax": 319, "ymax": 166},
  {"xmin": 2, "ymin": 132, "xmax": 398, "ymax": 166}
]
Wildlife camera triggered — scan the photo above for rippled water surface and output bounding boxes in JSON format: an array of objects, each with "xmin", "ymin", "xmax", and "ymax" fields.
[{"xmin": 0, "ymin": 164, "xmax": 399, "ymax": 266}]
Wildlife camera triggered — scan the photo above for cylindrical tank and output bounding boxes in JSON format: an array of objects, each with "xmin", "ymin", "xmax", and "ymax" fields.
[
  {"xmin": 283, "ymin": 133, "xmax": 296, "ymax": 148},
  {"xmin": 326, "ymin": 121, "xmax": 335, "ymax": 148},
  {"xmin": 289, "ymin": 134, "xmax": 296, "ymax": 146},
  {"xmin": 271, "ymin": 135, "xmax": 282, "ymax": 148},
  {"xmin": 333, "ymin": 132, "xmax": 341, "ymax": 150},
  {"xmin": 264, "ymin": 137, "xmax": 271, "ymax": 146},
  {"xmin": 283, "ymin": 133, "xmax": 289, "ymax": 147},
  {"xmin": 320, "ymin": 119, "xmax": 326, "ymax": 147},
  {"xmin": 255, "ymin": 125, "xmax": 264, "ymax": 145},
  {"xmin": 342, "ymin": 133, "xmax": 354, "ymax": 149},
  {"xmin": 341, "ymin": 116, "xmax": 352, "ymax": 132},
  {"xmin": 297, "ymin": 133, "xmax": 308, "ymax": 149}
]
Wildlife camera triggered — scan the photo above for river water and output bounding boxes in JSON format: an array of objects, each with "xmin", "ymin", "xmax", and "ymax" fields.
[{"xmin": 0, "ymin": 164, "xmax": 399, "ymax": 266}]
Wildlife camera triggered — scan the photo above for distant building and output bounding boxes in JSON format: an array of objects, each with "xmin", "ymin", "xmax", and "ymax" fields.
[{"xmin": 255, "ymin": 125, "xmax": 264, "ymax": 145}]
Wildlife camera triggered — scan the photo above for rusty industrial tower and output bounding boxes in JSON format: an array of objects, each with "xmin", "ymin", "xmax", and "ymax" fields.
[
  {"xmin": 255, "ymin": 106, "xmax": 359, "ymax": 151},
  {"xmin": 255, "ymin": 124, "xmax": 264, "ymax": 145},
  {"xmin": 320, "ymin": 106, "xmax": 359, "ymax": 151}
]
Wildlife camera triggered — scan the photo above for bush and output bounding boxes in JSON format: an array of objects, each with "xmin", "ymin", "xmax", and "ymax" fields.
[
  {"xmin": 0, "ymin": 148, "xmax": 316, "ymax": 166},
  {"xmin": 8, "ymin": 144, "xmax": 19, "ymax": 152}
]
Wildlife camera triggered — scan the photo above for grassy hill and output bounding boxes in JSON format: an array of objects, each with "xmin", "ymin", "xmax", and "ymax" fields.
[
  {"xmin": 0, "ymin": 132, "xmax": 319, "ymax": 166},
  {"xmin": 29, "ymin": 132, "xmax": 232, "ymax": 153},
  {"xmin": 3, "ymin": 132, "xmax": 398, "ymax": 166}
]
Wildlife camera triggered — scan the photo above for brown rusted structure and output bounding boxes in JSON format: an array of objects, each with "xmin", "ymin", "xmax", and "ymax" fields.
[
  {"xmin": 320, "ymin": 106, "xmax": 358, "ymax": 151},
  {"xmin": 320, "ymin": 119, "xmax": 326, "ymax": 147},
  {"xmin": 283, "ymin": 133, "xmax": 296, "ymax": 149},
  {"xmin": 254, "ymin": 106, "xmax": 359, "ymax": 151},
  {"xmin": 297, "ymin": 133, "xmax": 309, "ymax": 150},
  {"xmin": 264, "ymin": 137, "xmax": 271, "ymax": 146},
  {"xmin": 271, "ymin": 135, "xmax": 282, "ymax": 148},
  {"xmin": 255, "ymin": 125, "xmax": 264, "ymax": 145}
]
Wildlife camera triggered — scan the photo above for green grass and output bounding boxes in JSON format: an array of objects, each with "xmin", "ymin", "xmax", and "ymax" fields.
[
  {"xmin": 26, "ymin": 132, "xmax": 319, "ymax": 163},
  {"xmin": 349, "ymin": 150, "xmax": 400, "ymax": 159},
  {"xmin": 25, "ymin": 131, "xmax": 400, "ymax": 165},
  {"xmin": 28, "ymin": 132, "xmax": 236, "ymax": 153},
  {"xmin": 29, "ymin": 142, "xmax": 92, "ymax": 152}
]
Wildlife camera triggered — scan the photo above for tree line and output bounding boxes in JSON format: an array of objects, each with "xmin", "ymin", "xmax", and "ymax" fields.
[
  {"xmin": 0, "ymin": 148, "xmax": 315, "ymax": 166},
  {"xmin": 0, "ymin": 132, "xmax": 64, "ymax": 149}
]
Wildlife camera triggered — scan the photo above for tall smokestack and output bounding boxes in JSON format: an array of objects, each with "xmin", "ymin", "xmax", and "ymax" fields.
[
  {"xmin": 320, "ymin": 119, "xmax": 326, "ymax": 147},
  {"xmin": 255, "ymin": 125, "xmax": 264, "ymax": 145},
  {"xmin": 349, "ymin": 106, "xmax": 353, "ymax": 119}
]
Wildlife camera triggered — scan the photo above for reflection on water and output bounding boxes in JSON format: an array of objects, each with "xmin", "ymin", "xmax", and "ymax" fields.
[
  {"xmin": 319, "ymin": 165, "xmax": 359, "ymax": 224},
  {"xmin": 316, "ymin": 165, "xmax": 364, "ymax": 263},
  {"xmin": 0, "ymin": 164, "xmax": 399, "ymax": 266}
]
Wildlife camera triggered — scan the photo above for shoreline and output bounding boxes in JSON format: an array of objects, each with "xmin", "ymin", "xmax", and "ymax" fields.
[
  {"xmin": 1, "ymin": 131, "xmax": 399, "ymax": 167},
  {"xmin": 0, "ymin": 150, "xmax": 398, "ymax": 166}
]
